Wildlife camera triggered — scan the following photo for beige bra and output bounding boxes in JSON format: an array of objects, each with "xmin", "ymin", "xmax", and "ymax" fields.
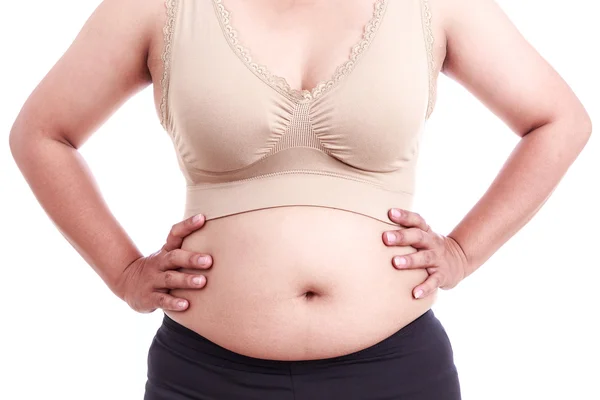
[{"xmin": 159, "ymin": 0, "xmax": 436, "ymax": 227}]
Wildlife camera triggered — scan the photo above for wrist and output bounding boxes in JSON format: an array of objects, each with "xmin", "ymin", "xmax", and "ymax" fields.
[
  {"xmin": 106, "ymin": 274, "xmax": 127, "ymax": 302},
  {"xmin": 106, "ymin": 255, "xmax": 141, "ymax": 302},
  {"xmin": 446, "ymin": 234, "xmax": 473, "ymax": 279}
]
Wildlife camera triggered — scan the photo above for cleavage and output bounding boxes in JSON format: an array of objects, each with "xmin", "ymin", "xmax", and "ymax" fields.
[{"xmin": 218, "ymin": 0, "xmax": 378, "ymax": 93}]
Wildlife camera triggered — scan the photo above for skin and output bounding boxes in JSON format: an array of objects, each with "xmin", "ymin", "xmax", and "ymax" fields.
[
  {"xmin": 9, "ymin": 0, "xmax": 591, "ymax": 357},
  {"xmin": 393, "ymin": 0, "xmax": 592, "ymax": 299},
  {"xmin": 117, "ymin": 213, "xmax": 213, "ymax": 313}
]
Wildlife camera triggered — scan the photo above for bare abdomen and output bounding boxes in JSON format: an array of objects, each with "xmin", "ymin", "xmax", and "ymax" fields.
[{"xmin": 165, "ymin": 206, "xmax": 436, "ymax": 360}]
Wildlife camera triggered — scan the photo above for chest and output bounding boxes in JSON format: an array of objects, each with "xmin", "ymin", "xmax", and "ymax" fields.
[
  {"xmin": 157, "ymin": 0, "xmax": 431, "ymax": 177},
  {"xmin": 217, "ymin": 0, "xmax": 378, "ymax": 92}
]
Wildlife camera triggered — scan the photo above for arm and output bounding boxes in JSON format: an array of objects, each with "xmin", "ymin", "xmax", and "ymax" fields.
[
  {"xmin": 9, "ymin": 0, "xmax": 156, "ymax": 297},
  {"xmin": 383, "ymin": 0, "xmax": 592, "ymax": 298},
  {"xmin": 440, "ymin": 0, "xmax": 591, "ymax": 276}
]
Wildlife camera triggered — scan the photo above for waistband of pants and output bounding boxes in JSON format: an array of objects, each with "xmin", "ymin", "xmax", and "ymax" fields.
[{"xmin": 159, "ymin": 308, "xmax": 435, "ymax": 370}]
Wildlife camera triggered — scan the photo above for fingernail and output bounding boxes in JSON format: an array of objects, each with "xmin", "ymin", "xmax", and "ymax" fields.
[
  {"xmin": 197, "ymin": 255, "xmax": 210, "ymax": 265},
  {"xmin": 178, "ymin": 300, "xmax": 187, "ymax": 308},
  {"xmin": 393, "ymin": 256, "xmax": 407, "ymax": 267},
  {"xmin": 192, "ymin": 214, "xmax": 203, "ymax": 223},
  {"xmin": 193, "ymin": 276, "xmax": 204, "ymax": 286},
  {"xmin": 385, "ymin": 232, "xmax": 396, "ymax": 243},
  {"xmin": 390, "ymin": 209, "xmax": 401, "ymax": 219},
  {"xmin": 414, "ymin": 289, "xmax": 424, "ymax": 299}
]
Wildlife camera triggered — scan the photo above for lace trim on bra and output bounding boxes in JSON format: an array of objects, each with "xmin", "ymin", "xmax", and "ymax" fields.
[
  {"xmin": 160, "ymin": 0, "xmax": 178, "ymax": 130},
  {"xmin": 213, "ymin": 0, "xmax": 389, "ymax": 103},
  {"xmin": 160, "ymin": 0, "xmax": 435, "ymax": 125},
  {"xmin": 421, "ymin": 0, "xmax": 436, "ymax": 120}
]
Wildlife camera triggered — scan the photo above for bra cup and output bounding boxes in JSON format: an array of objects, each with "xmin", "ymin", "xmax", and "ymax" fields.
[
  {"xmin": 169, "ymin": 71, "xmax": 298, "ymax": 174},
  {"xmin": 310, "ymin": 79, "xmax": 426, "ymax": 173}
]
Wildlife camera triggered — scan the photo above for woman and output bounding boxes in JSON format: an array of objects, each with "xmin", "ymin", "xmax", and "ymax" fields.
[{"xmin": 9, "ymin": 0, "xmax": 591, "ymax": 398}]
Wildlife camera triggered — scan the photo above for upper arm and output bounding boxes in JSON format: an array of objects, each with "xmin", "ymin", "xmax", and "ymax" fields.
[
  {"xmin": 10, "ymin": 0, "xmax": 160, "ymax": 149},
  {"xmin": 439, "ymin": 0, "xmax": 591, "ymax": 136}
]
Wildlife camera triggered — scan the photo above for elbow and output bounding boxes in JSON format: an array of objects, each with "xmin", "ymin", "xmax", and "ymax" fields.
[
  {"xmin": 8, "ymin": 113, "xmax": 30, "ymax": 162},
  {"xmin": 570, "ymin": 107, "xmax": 593, "ymax": 150},
  {"xmin": 8, "ymin": 132, "xmax": 36, "ymax": 174},
  {"xmin": 9, "ymin": 123, "xmax": 48, "ymax": 166},
  {"xmin": 546, "ymin": 105, "xmax": 593, "ymax": 152},
  {"xmin": 8, "ymin": 127, "xmax": 26, "ymax": 164},
  {"xmin": 580, "ymin": 110, "xmax": 592, "ymax": 140},
  {"xmin": 8, "ymin": 120, "xmax": 36, "ymax": 166},
  {"xmin": 521, "ymin": 104, "xmax": 592, "ymax": 159}
]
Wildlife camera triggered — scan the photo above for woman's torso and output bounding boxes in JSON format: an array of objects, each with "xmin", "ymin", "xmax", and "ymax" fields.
[
  {"xmin": 146, "ymin": 0, "xmax": 445, "ymax": 361},
  {"xmin": 175, "ymin": 207, "xmax": 435, "ymax": 360}
]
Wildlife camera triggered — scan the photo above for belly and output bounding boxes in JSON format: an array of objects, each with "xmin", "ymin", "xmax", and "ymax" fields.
[{"xmin": 165, "ymin": 206, "xmax": 436, "ymax": 360}]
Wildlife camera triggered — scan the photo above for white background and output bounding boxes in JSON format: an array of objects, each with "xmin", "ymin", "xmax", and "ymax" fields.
[{"xmin": 1, "ymin": 1, "xmax": 598, "ymax": 399}]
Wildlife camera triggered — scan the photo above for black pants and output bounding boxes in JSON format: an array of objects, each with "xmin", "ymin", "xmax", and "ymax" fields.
[{"xmin": 144, "ymin": 309, "xmax": 461, "ymax": 399}]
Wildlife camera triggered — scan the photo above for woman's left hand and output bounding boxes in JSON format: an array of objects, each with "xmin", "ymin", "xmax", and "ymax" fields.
[{"xmin": 382, "ymin": 208, "xmax": 469, "ymax": 300}]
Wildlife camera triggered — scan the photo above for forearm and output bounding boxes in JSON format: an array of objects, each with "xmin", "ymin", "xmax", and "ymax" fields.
[
  {"xmin": 9, "ymin": 131, "xmax": 143, "ymax": 298},
  {"xmin": 448, "ymin": 118, "xmax": 591, "ymax": 276}
]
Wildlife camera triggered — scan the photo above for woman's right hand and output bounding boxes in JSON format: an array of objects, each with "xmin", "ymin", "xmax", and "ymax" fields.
[{"xmin": 115, "ymin": 214, "xmax": 213, "ymax": 313}]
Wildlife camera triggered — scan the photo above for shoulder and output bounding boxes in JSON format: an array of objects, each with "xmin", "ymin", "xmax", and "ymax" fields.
[
  {"xmin": 98, "ymin": 0, "xmax": 163, "ymax": 31},
  {"xmin": 86, "ymin": 0, "xmax": 165, "ymax": 59},
  {"xmin": 429, "ymin": 0, "xmax": 515, "ymax": 72}
]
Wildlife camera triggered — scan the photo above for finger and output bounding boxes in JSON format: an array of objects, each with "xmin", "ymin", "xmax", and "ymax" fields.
[
  {"xmin": 388, "ymin": 209, "xmax": 430, "ymax": 232},
  {"xmin": 160, "ymin": 249, "xmax": 213, "ymax": 271},
  {"xmin": 392, "ymin": 250, "xmax": 437, "ymax": 269},
  {"xmin": 163, "ymin": 214, "xmax": 206, "ymax": 252},
  {"xmin": 152, "ymin": 292, "xmax": 191, "ymax": 311},
  {"xmin": 158, "ymin": 270, "xmax": 207, "ymax": 290},
  {"xmin": 383, "ymin": 228, "xmax": 433, "ymax": 249},
  {"xmin": 413, "ymin": 272, "xmax": 444, "ymax": 299}
]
